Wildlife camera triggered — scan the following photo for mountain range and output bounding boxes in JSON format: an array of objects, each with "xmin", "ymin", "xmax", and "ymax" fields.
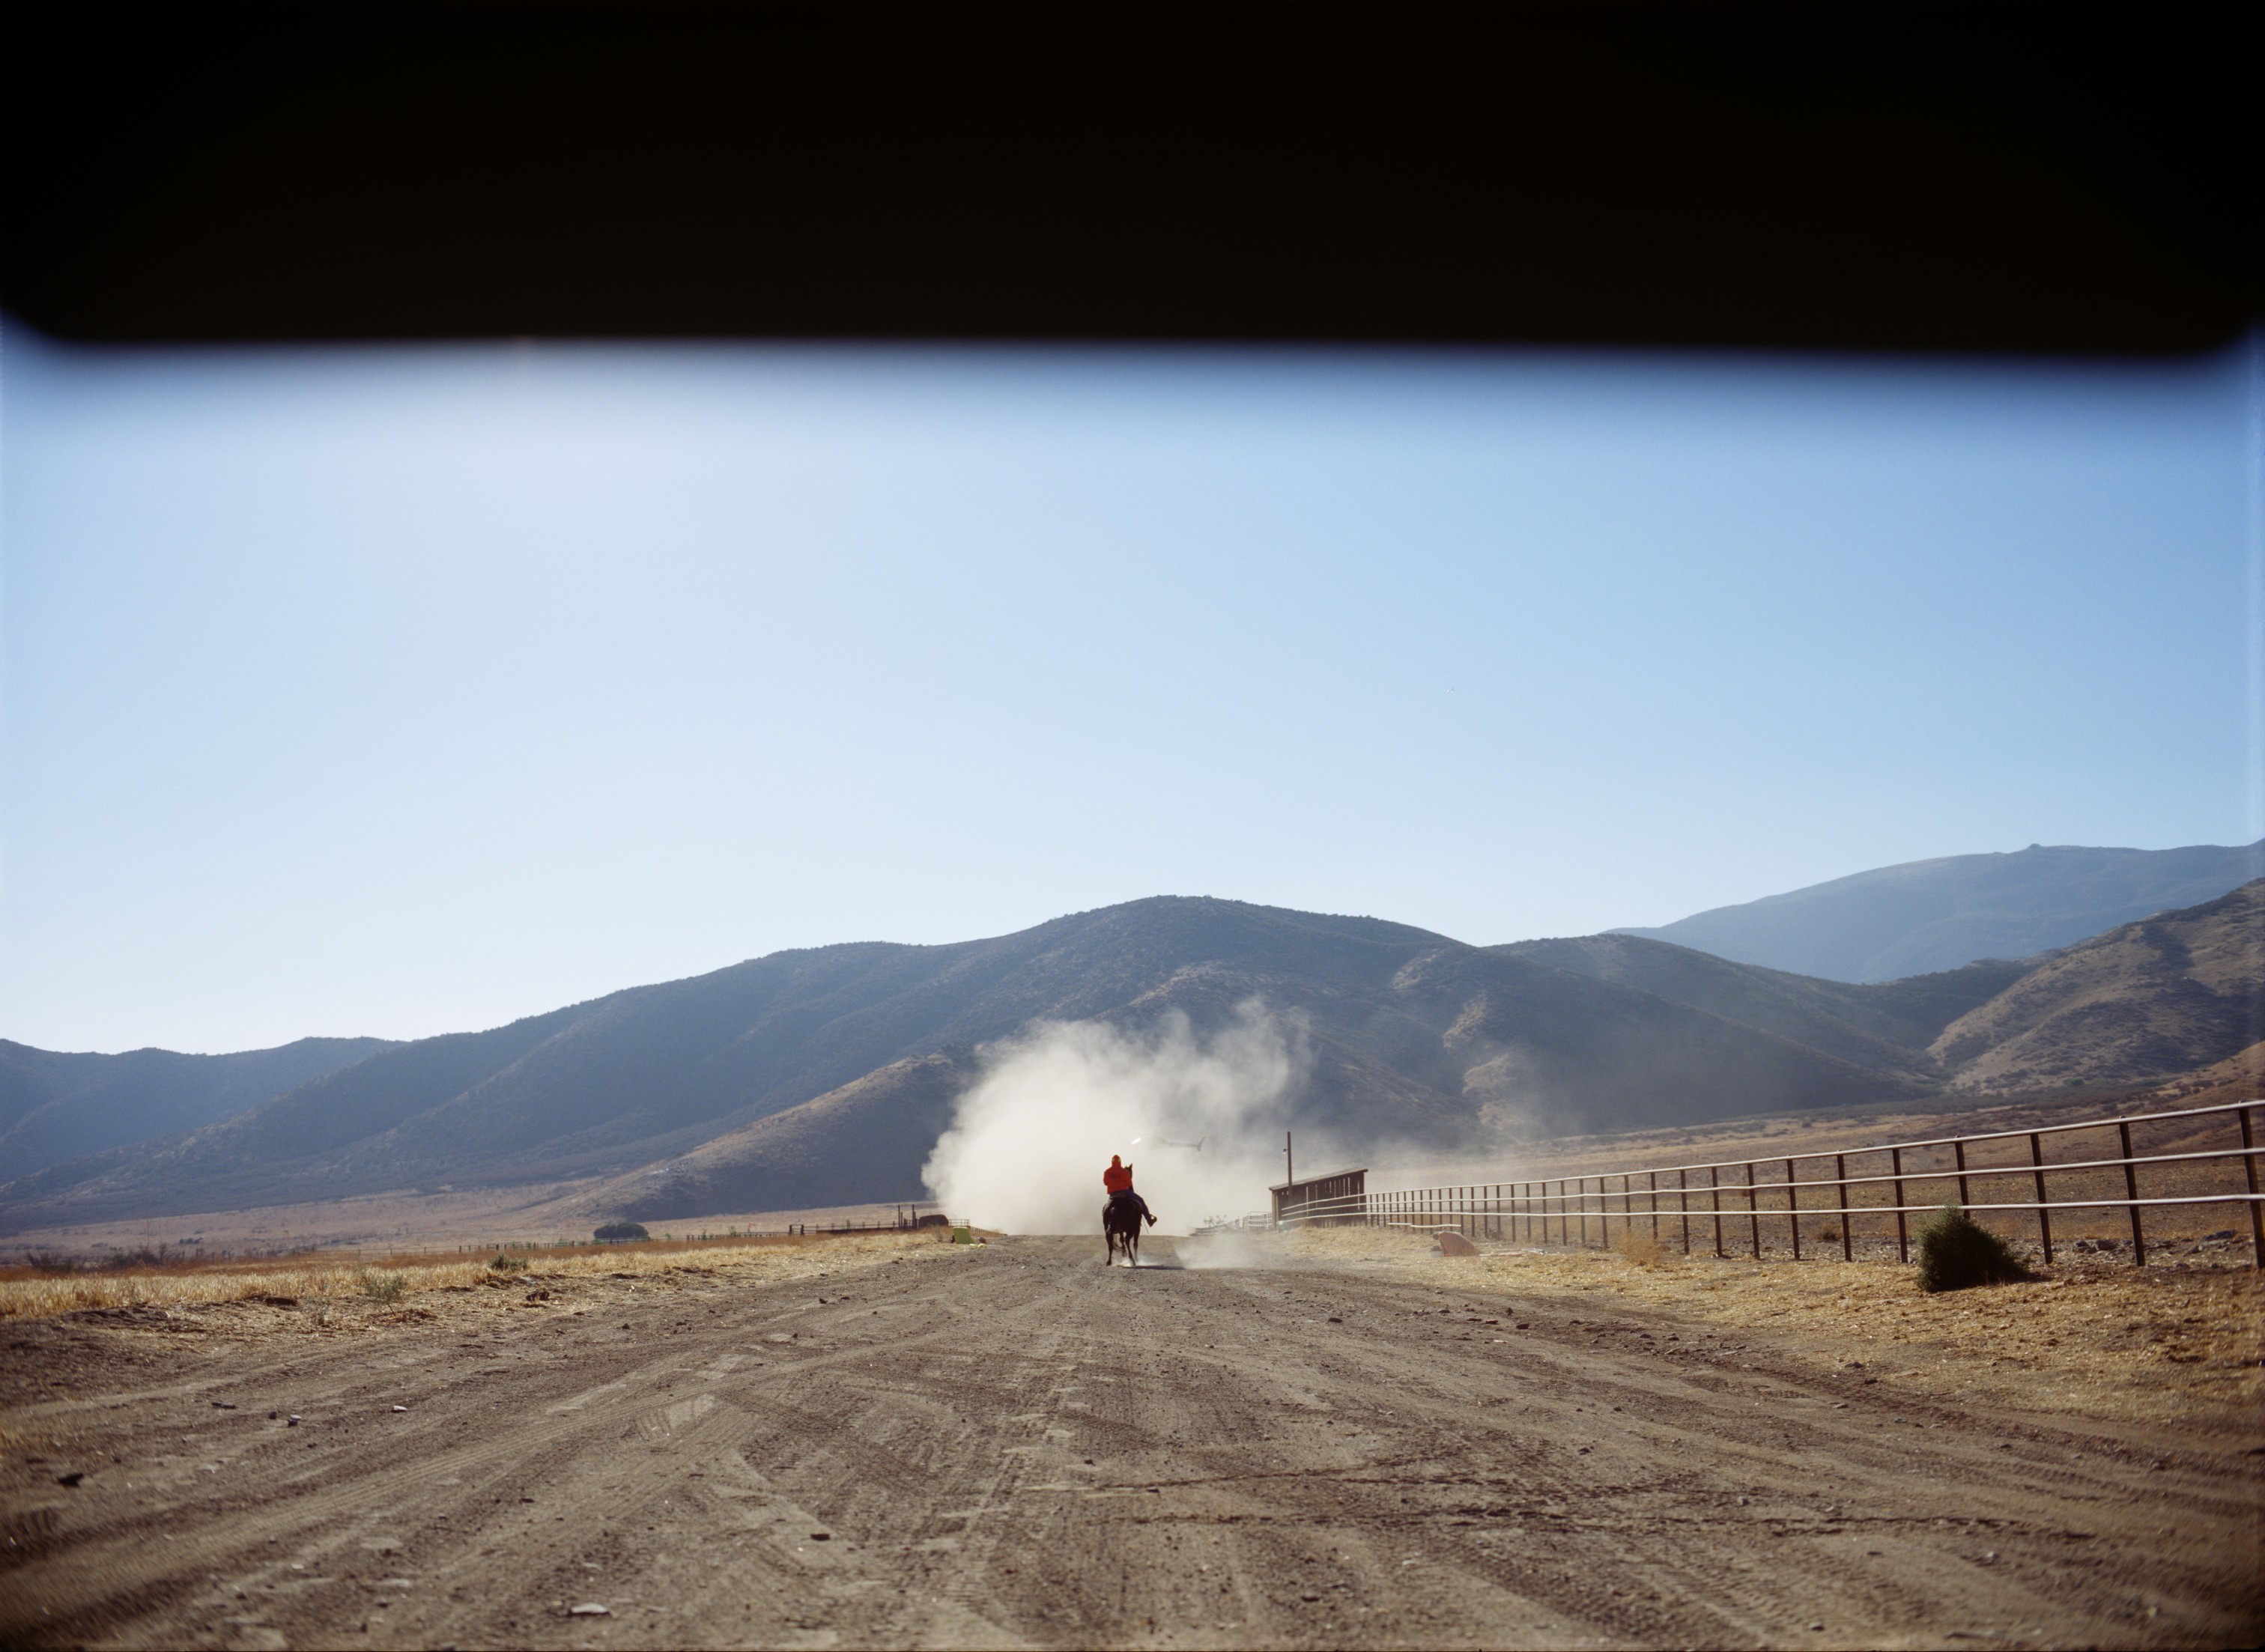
[
  {"xmin": 1614, "ymin": 839, "xmax": 2263, "ymax": 982},
  {"xmin": 0, "ymin": 1037, "xmax": 395, "ymax": 1182},
  {"xmin": 3, "ymin": 870, "xmax": 2257, "ymax": 1233}
]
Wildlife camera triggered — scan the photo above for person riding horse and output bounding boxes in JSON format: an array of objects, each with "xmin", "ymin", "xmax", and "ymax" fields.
[
  {"xmin": 1102, "ymin": 1155, "xmax": 1156, "ymax": 1264},
  {"xmin": 1103, "ymin": 1154, "xmax": 1156, "ymax": 1230}
]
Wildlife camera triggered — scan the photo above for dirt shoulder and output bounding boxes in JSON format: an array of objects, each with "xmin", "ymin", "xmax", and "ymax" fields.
[
  {"xmin": 3, "ymin": 1232, "xmax": 2258, "ymax": 1651},
  {"xmin": 1270, "ymin": 1227, "xmax": 2265, "ymax": 1433}
]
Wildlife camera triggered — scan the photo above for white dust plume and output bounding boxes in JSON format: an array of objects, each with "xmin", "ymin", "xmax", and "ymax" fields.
[{"xmin": 921, "ymin": 1003, "xmax": 1302, "ymax": 1234}]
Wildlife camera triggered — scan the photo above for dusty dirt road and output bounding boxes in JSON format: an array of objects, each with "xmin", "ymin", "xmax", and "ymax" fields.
[{"xmin": 3, "ymin": 1236, "xmax": 2258, "ymax": 1650}]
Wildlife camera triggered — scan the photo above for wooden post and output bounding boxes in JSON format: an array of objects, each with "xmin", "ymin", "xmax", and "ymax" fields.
[
  {"xmin": 1891, "ymin": 1147, "xmax": 1908, "ymax": 1263},
  {"xmin": 1836, "ymin": 1153, "xmax": 1852, "ymax": 1260},
  {"xmin": 1953, "ymin": 1138, "xmax": 1970, "ymax": 1209},
  {"xmin": 1786, "ymin": 1157, "xmax": 1800, "ymax": 1260},
  {"xmin": 1679, "ymin": 1168, "xmax": 1690, "ymax": 1254},
  {"xmin": 2240, "ymin": 1106, "xmax": 2264, "ymax": 1271},
  {"xmin": 1746, "ymin": 1161, "xmax": 1762, "ymax": 1257},
  {"xmin": 2028, "ymin": 1133, "xmax": 2053, "ymax": 1264},
  {"xmin": 1711, "ymin": 1167, "xmax": 1724, "ymax": 1257},
  {"xmin": 1651, "ymin": 1170, "xmax": 1661, "ymax": 1244},
  {"xmin": 2118, "ymin": 1120, "xmax": 2145, "ymax": 1265}
]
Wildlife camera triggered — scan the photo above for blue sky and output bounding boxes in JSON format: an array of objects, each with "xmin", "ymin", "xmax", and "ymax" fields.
[{"xmin": 3, "ymin": 328, "xmax": 2258, "ymax": 1053}]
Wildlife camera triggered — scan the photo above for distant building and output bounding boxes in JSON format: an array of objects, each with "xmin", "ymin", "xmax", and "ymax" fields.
[{"xmin": 1269, "ymin": 1167, "xmax": 1367, "ymax": 1227}]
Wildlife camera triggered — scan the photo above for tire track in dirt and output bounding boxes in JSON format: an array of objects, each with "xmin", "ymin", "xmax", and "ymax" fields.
[{"xmin": 3, "ymin": 1236, "xmax": 2258, "ymax": 1648}]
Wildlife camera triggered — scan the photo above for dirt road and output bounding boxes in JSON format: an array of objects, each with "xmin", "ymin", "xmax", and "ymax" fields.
[{"xmin": 3, "ymin": 1236, "xmax": 2258, "ymax": 1649}]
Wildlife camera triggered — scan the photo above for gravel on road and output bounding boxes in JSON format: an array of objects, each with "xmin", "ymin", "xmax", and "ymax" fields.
[{"xmin": 2, "ymin": 1233, "xmax": 2258, "ymax": 1649}]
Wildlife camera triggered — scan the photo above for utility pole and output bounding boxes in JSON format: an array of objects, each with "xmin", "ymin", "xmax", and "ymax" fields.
[{"xmin": 1285, "ymin": 1130, "xmax": 1294, "ymax": 1188}]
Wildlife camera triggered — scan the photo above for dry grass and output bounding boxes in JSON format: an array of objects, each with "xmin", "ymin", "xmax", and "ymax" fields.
[
  {"xmin": 0, "ymin": 1229, "xmax": 949, "ymax": 1323},
  {"xmin": 1609, "ymin": 1228, "xmax": 1675, "ymax": 1269},
  {"xmin": 1275, "ymin": 1224, "xmax": 2265, "ymax": 1429}
]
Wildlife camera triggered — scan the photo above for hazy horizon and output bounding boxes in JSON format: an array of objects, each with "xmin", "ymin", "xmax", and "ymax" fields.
[{"xmin": 5, "ymin": 327, "xmax": 2258, "ymax": 1053}]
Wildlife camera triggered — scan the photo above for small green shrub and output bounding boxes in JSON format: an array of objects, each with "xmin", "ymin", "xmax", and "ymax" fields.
[
  {"xmin": 1915, "ymin": 1203, "xmax": 2033, "ymax": 1293},
  {"xmin": 357, "ymin": 1269, "xmax": 407, "ymax": 1304},
  {"xmin": 592, "ymin": 1221, "xmax": 649, "ymax": 1243},
  {"xmin": 488, "ymin": 1252, "xmax": 528, "ymax": 1273}
]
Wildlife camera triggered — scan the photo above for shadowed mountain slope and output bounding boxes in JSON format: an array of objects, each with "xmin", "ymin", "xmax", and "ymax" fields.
[
  {"xmin": 598, "ymin": 1051, "xmax": 983, "ymax": 1221},
  {"xmin": 0, "ymin": 899, "xmax": 1926, "ymax": 1230},
  {"xmin": 0, "ymin": 1036, "xmax": 397, "ymax": 1180},
  {"xmin": 1614, "ymin": 840, "xmax": 2264, "ymax": 982},
  {"xmin": 1494, "ymin": 936, "xmax": 2034, "ymax": 1084}
]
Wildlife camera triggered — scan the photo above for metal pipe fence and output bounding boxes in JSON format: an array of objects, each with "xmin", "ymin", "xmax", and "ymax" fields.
[{"xmin": 1269, "ymin": 1098, "xmax": 2265, "ymax": 1269}]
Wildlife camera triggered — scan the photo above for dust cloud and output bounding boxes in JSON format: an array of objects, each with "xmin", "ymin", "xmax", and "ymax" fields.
[
  {"xmin": 921, "ymin": 1003, "xmax": 1301, "ymax": 1235},
  {"xmin": 1174, "ymin": 1230, "xmax": 1276, "ymax": 1269}
]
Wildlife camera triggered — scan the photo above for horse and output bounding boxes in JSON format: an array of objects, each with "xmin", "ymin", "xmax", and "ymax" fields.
[{"xmin": 1103, "ymin": 1194, "xmax": 1144, "ymax": 1267}]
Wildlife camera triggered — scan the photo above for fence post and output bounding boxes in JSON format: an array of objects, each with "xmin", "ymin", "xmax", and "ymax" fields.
[
  {"xmin": 1786, "ymin": 1157, "xmax": 1800, "ymax": 1260},
  {"xmin": 1953, "ymin": 1138, "xmax": 1970, "ymax": 1209},
  {"xmin": 1746, "ymin": 1161, "xmax": 1762, "ymax": 1257},
  {"xmin": 1711, "ymin": 1167, "xmax": 1724, "ymax": 1257},
  {"xmin": 1890, "ymin": 1147, "xmax": 1908, "ymax": 1263},
  {"xmin": 1578, "ymin": 1179, "xmax": 1589, "ymax": 1248},
  {"xmin": 1836, "ymin": 1153, "xmax": 1852, "ymax": 1260},
  {"xmin": 2241, "ymin": 1105, "xmax": 2264, "ymax": 1271},
  {"xmin": 1651, "ymin": 1170, "xmax": 1661, "ymax": 1244},
  {"xmin": 2028, "ymin": 1133, "xmax": 2054, "ymax": 1264},
  {"xmin": 1680, "ymin": 1168, "xmax": 1691, "ymax": 1254},
  {"xmin": 2118, "ymin": 1120, "xmax": 2145, "ymax": 1265}
]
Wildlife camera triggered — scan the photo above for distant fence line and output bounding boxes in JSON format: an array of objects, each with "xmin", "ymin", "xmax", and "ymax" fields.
[{"xmin": 1266, "ymin": 1099, "xmax": 2265, "ymax": 1270}]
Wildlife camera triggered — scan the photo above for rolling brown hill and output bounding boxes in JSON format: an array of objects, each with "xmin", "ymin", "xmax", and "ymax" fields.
[
  {"xmin": 1931, "ymin": 880, "xmax": 2264, "ymax": 1092},
  {"xmin": 1491, "ymin": 935, "xmax": 2030, "ymax": 1084},
  {"xmin": 7, "ymin": 883, "xmax": 2257, "ymax": 1232},
  {"xmin": 0, "ymin": 898, "xmax": 1926, "ymax": 1230},
  {"xmin": 0, "ymin": 1036, "xmax": 397, "ymax": 1180},
  {"xmin": 595, "ymin": 1051, "xmax": 980, "ymax": 1222}
]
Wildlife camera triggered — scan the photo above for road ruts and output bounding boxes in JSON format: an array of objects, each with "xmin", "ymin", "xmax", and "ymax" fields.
[{"xmin": 1, "ymin": 1236, "xmax": 2258, "ymax": 1649}]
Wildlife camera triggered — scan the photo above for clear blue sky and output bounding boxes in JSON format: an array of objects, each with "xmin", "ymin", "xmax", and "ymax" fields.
[{"xmin": 4, "ymin": 326, "xmax": 2258, "ymax": 1054}]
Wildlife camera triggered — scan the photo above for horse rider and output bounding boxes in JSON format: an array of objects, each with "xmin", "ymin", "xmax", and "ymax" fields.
[{"xmin": 1104, "ymin": 1154, "xmax": 1157, "ymax": 1230}]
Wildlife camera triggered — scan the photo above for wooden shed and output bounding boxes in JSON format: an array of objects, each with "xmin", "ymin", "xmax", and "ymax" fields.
[{"xmin": 1269, "ymin": 1167, "xmax": 1368, "ymax": 1227}]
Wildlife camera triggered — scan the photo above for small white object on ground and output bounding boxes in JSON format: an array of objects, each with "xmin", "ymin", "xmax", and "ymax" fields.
[
  {"xmin": 391, "ymin": 1404, "xmax": 408, "ymax": 1412},
  {"xmin": 569, "ymin": 1603, "xmax": 610, "ymax": 1616}
]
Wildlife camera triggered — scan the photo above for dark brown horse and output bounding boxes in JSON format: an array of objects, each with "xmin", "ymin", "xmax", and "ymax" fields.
[{"xmin": 1103, "ymin": 1194, "xmax": 1143, "ymax": 1266}]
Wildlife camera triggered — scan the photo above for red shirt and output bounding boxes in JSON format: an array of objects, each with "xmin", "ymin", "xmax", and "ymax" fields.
[{"xmin": 1103, "ymin": 1163, "xmax": 1132, "ymax": 1194}]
